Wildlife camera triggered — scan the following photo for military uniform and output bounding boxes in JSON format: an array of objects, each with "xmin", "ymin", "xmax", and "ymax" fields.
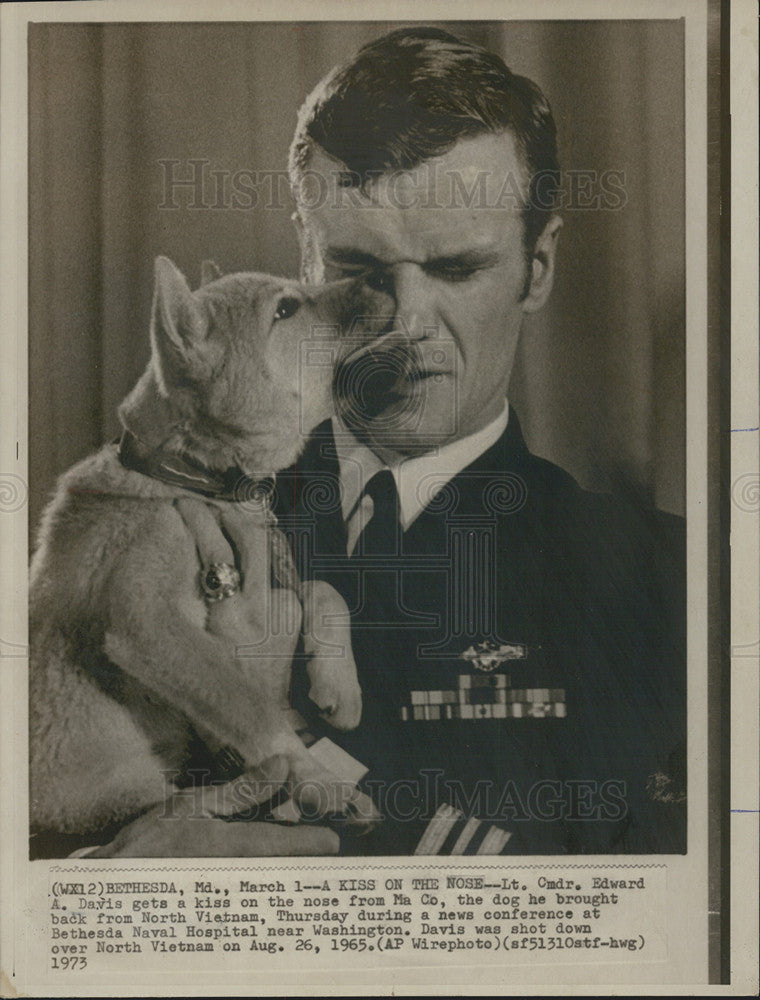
[{"xmin": 275, "ymin": 408, "xmax": 686, "ymax": 855}]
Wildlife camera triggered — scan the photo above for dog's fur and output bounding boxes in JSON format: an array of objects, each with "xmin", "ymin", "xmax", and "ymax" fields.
[{"xmin": 30, "ymin": 257, "xmax": 386, "ymax": 837}]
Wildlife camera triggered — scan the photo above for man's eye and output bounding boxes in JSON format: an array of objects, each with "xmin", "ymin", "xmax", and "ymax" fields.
[
  {"xmin": 273, "ymin": 296, "xmax": 300, "ymax": 321},
  {"xmin": 431, "ymin": 266, "xmax": 479, "ymax": 283},
  {"xmin": 330, "ymin": 264, "xmax": 374, "ymax": 280},
  {"xmin": 329, "ymin": 266, "xmax": 393, "ymax": 293}
]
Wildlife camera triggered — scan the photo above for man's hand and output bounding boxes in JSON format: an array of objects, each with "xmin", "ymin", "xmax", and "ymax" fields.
[{"xmin": 88, "ymin": 756, "xmax": 339, "ymax": 858}]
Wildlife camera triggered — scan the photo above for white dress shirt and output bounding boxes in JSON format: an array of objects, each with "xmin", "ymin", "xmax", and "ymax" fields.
[{"xmin": 332, "ymin": 401, "xmax": 510, "ymax": 556}]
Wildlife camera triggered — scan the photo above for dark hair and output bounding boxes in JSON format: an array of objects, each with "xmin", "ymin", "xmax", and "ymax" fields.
[{"xmin": 289, "ymin": 27, "xmax": 560, "ymax": 250}]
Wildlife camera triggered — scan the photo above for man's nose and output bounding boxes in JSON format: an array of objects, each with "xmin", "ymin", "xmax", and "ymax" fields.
[{"xmin": 386, "ymin": 263, "xmax": 436, "ymax": 341}]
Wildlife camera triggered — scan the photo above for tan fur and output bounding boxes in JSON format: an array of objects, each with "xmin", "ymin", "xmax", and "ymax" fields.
[{"xmin": 30, "ymin": 257, "xmax": 387, "ymax": 836}]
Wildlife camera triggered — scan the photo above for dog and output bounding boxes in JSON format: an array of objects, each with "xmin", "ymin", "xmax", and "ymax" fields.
[{"xmin": 29, "ymin": 256, "xmax": 389, "ymax": 841}]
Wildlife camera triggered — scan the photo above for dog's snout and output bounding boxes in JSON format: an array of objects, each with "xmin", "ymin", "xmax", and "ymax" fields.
[
  {"xmin": 362, "ymin": 281, "xmax": 395, "ymax": 317},
  {"xmin": 306, "ymin": 276, "xmax": 394, "ymax": 339},
  {"xmin": 343, "ymin": 277, "xmax": 395, "ymax": 333}
]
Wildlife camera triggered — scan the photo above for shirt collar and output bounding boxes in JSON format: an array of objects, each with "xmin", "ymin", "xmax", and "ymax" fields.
[{"xmin": 332, "ymin": 401, "xmax": 510, "ymax": 531}]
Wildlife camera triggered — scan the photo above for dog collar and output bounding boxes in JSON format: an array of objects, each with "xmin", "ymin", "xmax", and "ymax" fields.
[{"xmin": 116, "ymin": 428, "xmax": 274, "ymax": 504}]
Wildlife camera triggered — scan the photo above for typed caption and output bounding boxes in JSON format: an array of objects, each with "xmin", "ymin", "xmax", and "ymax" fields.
[{"xmin": 46, "ymin": 864, "xmax": 666, "ymax": 974}]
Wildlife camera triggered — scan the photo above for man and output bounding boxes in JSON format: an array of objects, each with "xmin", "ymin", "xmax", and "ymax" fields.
[
  {"xmin": 94, "ymin": 26, "xmax": 685, "ymax": 857},
  {"xmin": 276, "ymin": 26, "xmax": 686, "ymax": 856}
]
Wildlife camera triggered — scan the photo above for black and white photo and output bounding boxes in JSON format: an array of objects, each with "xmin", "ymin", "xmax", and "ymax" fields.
[{"xmin": 1, "ymin": 2, "xmax": 756, "ymax": 995}]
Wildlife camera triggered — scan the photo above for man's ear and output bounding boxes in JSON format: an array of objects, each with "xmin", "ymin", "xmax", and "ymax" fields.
[
  {"xmin": 200, "ymin": 259, "xmax": 224, "ymax": 286},
  {"xmin": 150, "ymin": 257, "xmax": 208, "ymax": 386},
  {"xmin": 521, "ymin": 215, "xmax": 563, "ymax": 314}
]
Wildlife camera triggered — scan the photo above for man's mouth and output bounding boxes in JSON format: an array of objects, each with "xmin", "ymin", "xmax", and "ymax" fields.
[{"xmin": 334, "ymin": 334, "xmax": 454, "ymax": 427}]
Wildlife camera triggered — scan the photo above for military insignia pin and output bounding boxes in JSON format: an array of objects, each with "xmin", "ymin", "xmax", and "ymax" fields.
[{"xmin": 459, "ymin": 640, "xmax": 527, "ymax": 672}]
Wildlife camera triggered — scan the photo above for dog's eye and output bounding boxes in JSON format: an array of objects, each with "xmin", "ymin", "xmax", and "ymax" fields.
[{"xmin": 274, "ymin": 296, "xmax": 300, "ymax": 322}]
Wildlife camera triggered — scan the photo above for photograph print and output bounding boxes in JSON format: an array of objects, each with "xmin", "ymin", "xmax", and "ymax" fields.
[{"xmin": 28, "ymin": 20, "xmax": 687, "ymax": 860}]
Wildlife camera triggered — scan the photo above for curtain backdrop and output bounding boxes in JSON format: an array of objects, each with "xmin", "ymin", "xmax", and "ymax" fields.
[{"xmin": 28, "ymin": 20, "xmax": 685, "ymax": 535}]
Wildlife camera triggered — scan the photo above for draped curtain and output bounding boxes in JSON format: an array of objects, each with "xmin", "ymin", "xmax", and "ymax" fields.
[{"xmin": 28, "ymin": 19, "xmax": 684, "ymax": 535}]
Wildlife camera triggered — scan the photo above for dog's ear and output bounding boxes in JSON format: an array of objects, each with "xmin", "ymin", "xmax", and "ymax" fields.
[
  {"xmin": 152, "ymin": 256, "xmax": 208, "ymax": 351},
  {"xmin": 151, "ymin": 257, "xmax": 211, "ymax": 386},
  {"xmin": 200, "ymin": 260, "xmax": 223, "ymax": 286}
]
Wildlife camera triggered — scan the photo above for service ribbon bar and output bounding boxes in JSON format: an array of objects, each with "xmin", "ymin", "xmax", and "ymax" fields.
[{"xmin": 400, "ymin": 678, "xmax": 566, "ymax": 721}]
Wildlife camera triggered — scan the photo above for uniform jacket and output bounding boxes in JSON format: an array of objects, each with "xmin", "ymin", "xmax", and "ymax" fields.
[{"xmin": 275, "ymin": 409, "xmax": 687, "ymax": 855}]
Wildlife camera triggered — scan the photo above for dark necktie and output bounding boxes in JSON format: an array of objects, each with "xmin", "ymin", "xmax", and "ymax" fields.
[
  {"xmin": 353, "ymin": 468, "xmax": 401, "ymax": 559},
  {"xmin": 347, "ymin": 469, "xmax": 407, "ymax": 717}
]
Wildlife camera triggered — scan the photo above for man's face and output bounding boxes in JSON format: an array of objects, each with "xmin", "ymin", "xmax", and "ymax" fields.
[{"xmin": 296, "ymin": 131, "xmax": 559, "ymax": 458}]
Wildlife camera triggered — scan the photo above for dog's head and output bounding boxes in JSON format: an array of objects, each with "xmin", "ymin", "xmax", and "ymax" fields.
[{"xmin": 119, "ymin": 257, "xmax": 392, "ymax": 475}]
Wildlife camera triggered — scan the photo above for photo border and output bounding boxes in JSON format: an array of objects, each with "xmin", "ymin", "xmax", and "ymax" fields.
[{"xmin": 1, "ymin": 0, "xmax": 756, "ymax": 995}]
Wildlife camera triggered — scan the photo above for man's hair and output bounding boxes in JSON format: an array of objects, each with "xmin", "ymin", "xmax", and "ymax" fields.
[{"xmin": 289, "ymin": 26, "xmax": 560, "ymax": 251}]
